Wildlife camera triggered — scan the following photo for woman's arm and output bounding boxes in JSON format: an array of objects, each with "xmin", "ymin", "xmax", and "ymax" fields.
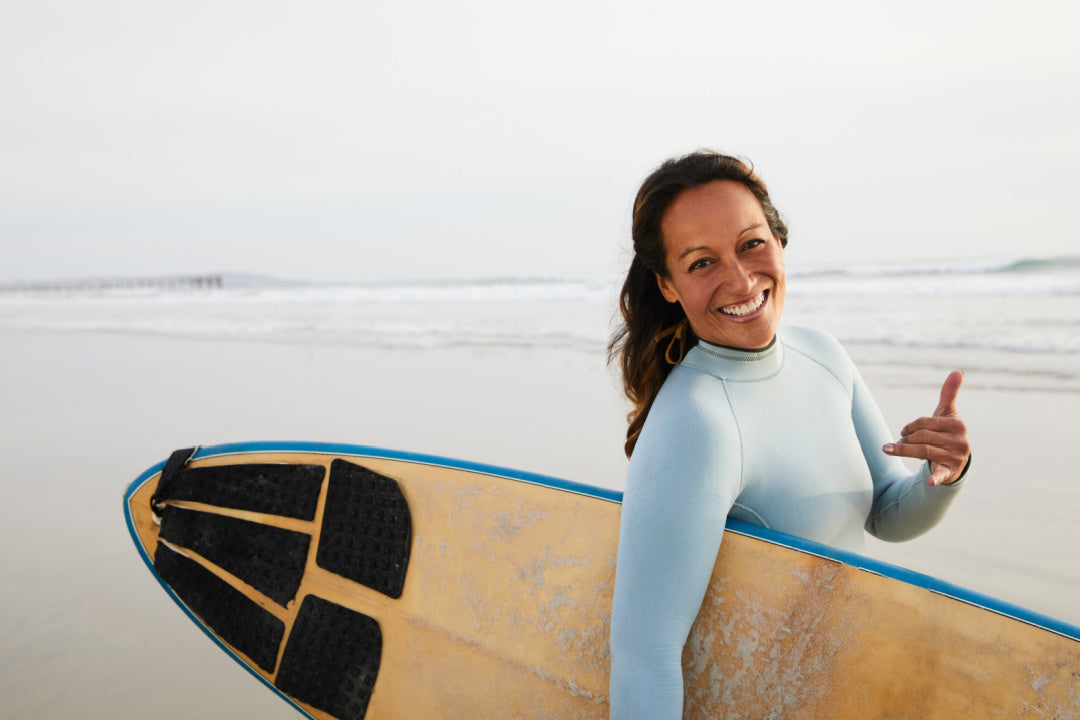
[
  {"xmin": 609, "ymin": 381, "xmax": 739, "ymax": 719},
  {"xmin": 853, "ymin": 369, "xmax": 969, "ymax": 541}
]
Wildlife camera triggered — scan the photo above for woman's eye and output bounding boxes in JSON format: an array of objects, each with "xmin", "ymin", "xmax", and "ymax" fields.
[
  {"xmin": 743, "ymin": 238, "xmax": 765, "ymax": 251},
  {"xmin": 688, "ymin": 258, "xmax": 712, "ymax": 272}
]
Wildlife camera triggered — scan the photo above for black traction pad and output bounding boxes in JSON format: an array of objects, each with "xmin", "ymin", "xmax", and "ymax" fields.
[
  {"xmin": 154, "ymin": 462, "xmax": 325, "ymax": 521},
  {"xmin": 154, "ymin": 542, "xmax": 285, "ymax": 673},
  {"xmin": 316, "ymin": 460, "xmax": 411, "ymax": 598},
  {"xmin": 159, "ymin": 506, "xmax": 311, "ymax": 607},
  {"xmin": 275, "ymin": 596, "xmax": 382, "ymax": 720}
]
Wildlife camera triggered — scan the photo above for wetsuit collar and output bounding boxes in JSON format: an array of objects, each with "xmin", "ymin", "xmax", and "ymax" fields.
[{"xmin": 681, "ymin": 333, "xmax": 784, "ymax": 382}]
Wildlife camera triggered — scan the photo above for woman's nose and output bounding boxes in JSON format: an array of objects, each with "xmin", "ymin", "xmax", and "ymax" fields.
[{"xmin": 722, "ymin": 259, "xmax": 755, "ymax": 294}]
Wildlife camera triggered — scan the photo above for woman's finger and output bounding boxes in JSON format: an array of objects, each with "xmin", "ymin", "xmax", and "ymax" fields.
[
  {"xmin": 928, "ymin": 463, "xmax": 956, "ymax": 486},
  {"xmin": 897, "ymin": 428, "xmax": 965, "ymax": 450},
  {"xmin": 900, "ymin": 415, "xmax": 967, "ymax": 438},
  {"xmin": 935, "ymin": 370, "xmax": 965, "ymax": 417},
  {"xmin": 883, "ymin": 440, "xmax": 963, "ymax": 464}
]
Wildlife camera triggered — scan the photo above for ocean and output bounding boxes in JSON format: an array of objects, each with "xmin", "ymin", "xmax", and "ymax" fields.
[{"xmin": 3, "ymin": 255, "xmax": 1078, "ymax": 393}]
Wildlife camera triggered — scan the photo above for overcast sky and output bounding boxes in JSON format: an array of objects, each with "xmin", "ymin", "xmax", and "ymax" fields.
[{"xmin": 2, "ymin": 0, "xmax": 1078, "ymax": 283}]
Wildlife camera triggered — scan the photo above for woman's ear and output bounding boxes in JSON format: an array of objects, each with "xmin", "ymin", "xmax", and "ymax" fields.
[{"xmin": 655, "ymin": 272, "xmax": 680, "ymax": 304}]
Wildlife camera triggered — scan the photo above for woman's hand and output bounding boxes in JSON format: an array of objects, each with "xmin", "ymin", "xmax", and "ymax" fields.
[{"xmin": 882, "ymin": 370, "xmax": 971, "ymax": 486}]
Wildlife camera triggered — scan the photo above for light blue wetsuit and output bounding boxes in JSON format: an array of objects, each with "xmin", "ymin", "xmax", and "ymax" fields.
[{"xmin": 608, "ymin": 326, "xmax": 964, "ymax": 719}]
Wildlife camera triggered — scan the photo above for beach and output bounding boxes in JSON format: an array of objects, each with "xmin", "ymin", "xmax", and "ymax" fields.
[{"xmin": 1, "ymin": 263, "xmax": 1078, "ymax": 718}]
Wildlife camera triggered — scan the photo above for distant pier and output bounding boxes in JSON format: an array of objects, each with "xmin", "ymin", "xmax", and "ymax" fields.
[{"xmin": 0, "ymin": 275, "xmax": 226, "ymax": 295}]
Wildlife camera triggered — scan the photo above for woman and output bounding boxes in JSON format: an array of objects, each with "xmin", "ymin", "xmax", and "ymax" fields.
[{"xmin": 607, "ymin": 151, "xmax": 970, "ymax": 718}]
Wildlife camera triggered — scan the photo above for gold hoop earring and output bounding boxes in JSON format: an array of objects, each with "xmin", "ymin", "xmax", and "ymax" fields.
[{"xmin": 654, "ymin": 318, "xmax": 689, "ymax": 365}]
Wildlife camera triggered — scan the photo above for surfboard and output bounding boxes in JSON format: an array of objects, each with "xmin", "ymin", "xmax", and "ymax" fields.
[{"xmin": 124, "ymin": 441, "xmax": 1080, "ymax": 719}]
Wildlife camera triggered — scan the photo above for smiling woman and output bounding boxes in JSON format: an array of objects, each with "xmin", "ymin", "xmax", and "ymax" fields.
[
  {"xmin": 608, "ymin": 153, "xmax": 789, "ymax": 457},
  {"xmin": 606, "ymin": 150, "xmax": 972, "ymax": 720}
]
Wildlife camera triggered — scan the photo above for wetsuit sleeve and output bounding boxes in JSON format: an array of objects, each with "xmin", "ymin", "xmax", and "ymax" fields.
[
  {"xmin": 850, "ymin": 368, "xmax": 963, "ymax": 541},
  {"xmin": 609, "ymin": 381, "xmax": 740, "ymax": 720}
]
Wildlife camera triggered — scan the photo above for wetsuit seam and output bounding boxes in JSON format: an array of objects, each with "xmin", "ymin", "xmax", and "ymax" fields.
[
  {"xmin": 782, "ymin": 341, "xmax": 852, "ymax": 400},
  {"xmin": 869, "ymin": 478, "xmax": 920, "ymax": 525},
  {"xmin": 720, "ymin": 377, "xmax": 746, "ymax": 498},
  {"xmin": 731, "ymin": 503, "xmax": 770, "ymax": 529}
]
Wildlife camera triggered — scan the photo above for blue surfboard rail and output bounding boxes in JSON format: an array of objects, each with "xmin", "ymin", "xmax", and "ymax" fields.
[{"xmin": 124, "ymin": 439, "xmax": 1080, "ymax": 712}]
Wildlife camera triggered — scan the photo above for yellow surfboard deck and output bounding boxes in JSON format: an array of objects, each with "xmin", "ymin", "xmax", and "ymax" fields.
[{"xmin": 124, "ymin": 442, "xmax": 1080, "ymax": 719}]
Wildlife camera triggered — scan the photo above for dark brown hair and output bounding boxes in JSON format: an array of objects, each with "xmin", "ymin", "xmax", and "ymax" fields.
[{"xmin": 608, "ymin": 150, "xmax": 788, "ymax": 457}]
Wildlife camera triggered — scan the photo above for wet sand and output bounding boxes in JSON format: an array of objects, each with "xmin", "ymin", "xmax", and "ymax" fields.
[{"xmin": 1, "ymin": 328, "xmax": 1077, "ymax": 718}]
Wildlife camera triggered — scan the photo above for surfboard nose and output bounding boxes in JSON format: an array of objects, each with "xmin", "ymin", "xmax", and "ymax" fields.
[{"xmin": 136, "ymin": 452, "xmax": 417, "ymax": 720}]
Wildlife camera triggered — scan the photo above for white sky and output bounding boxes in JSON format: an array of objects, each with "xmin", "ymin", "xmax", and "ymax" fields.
[{"xmin": 2, "ymin": 0, "xmax": 1078, "ymax": 283}]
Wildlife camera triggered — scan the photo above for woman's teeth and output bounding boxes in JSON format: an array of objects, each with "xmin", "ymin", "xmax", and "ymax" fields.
[{"xmin": 720, "ymin": 291, "xmax": 766, "ymax": 317}]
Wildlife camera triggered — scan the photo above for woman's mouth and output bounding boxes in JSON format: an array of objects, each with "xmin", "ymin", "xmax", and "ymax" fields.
[{"xmin": 720, "ymin": 290, "xmax": 768, "ymax": 318}]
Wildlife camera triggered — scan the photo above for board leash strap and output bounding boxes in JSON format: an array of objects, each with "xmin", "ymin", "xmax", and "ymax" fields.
[{"xmin": 150, "ymin": 445, "xmax": 199, "ymax": 520}]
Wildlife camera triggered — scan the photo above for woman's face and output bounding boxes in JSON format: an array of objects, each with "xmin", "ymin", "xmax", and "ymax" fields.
[{"xmin": 655, "ymin": 180, "xmax": 786, "ymax": 350}]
